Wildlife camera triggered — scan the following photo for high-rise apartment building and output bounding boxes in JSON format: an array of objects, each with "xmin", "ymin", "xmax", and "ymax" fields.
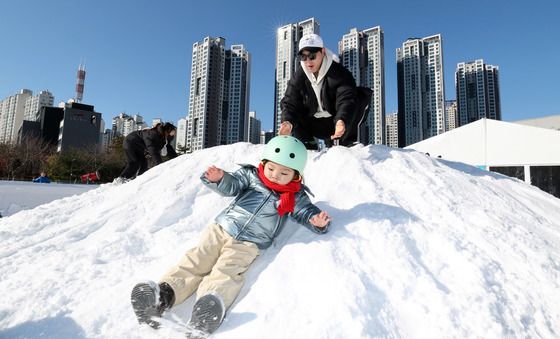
[
  {"xmin": 339, "ymin": 27, "xmax": 385, "ymax": 145},
  {"xmin": 112, "ymin": 113, "xmax": 147, "ymax": 137},
  {"xmin": 0, "ymin": 89, "xmax": 33, "ymax": 143},
  {"xmin": 273, "ymin": 18, "xmax": 320, "ymax": 134},
  {"xmin": 24, "ymin": 90, "xmax": 54, "ymax": 122},
  {"xmin": 456, "ymin": 59, "xmax": 501, "ymax": 126},
  {"xmin": 386, "ymin": 112, "xmax": 398, "ymax": 148},
  {"xmin": 186, "ymin": 37, "xmax": 226, "ymax": 151},
  {"xmin": 445, "ymin": 100, "xmax": 458, "ymax": 131},
  {"xmin": 247, "ymin": 111, "xmax": 261, "ymax": 144},
  {"xmin": 223, "ymin": 44, "xmax": 251, "ymax": 144},
  {"xmin": 397, "ymin": 34, "xmax": 445, "ymax": 147},
  {"xmin": 185, "ymin": 38, "xmax": 251, "ymax": 150}
]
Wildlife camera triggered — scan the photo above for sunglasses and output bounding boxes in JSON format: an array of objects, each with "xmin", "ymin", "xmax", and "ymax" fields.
[{"xmin": 299, "ymin": 51, "xmax": 320, "ymax": 61}]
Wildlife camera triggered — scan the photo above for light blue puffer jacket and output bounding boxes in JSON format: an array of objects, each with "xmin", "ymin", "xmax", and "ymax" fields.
[{"xmin": 200, "ymin": 164, "xmax": 329, "ymax": 249}]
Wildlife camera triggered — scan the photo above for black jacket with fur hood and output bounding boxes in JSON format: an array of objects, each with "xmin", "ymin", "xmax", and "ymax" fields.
[{"xmin": 281, "ymin": 59, "xmax": 357, "ymax": 129}]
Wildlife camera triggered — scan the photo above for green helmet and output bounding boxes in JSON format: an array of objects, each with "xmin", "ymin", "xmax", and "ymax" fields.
[{"xmin": 262, "ymin": 136, "xmax": 308, "ymax": 173}]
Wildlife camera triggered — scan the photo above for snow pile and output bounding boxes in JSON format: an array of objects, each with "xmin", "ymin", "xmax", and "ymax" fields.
[
  {"xmin": 0, "ymin": 181, "xmax": 96, "ymax": 217},
  {"xmin": 1, "ymin": 143, "xmax": 559, "ymax": 339}
]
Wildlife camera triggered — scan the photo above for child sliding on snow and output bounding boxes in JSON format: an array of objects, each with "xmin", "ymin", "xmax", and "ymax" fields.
[{"xmin": 131, "ymin": 135, "xmax": 331, "ymax": 337}]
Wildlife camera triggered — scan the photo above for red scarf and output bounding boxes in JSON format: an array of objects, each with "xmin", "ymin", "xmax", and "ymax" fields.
[{"xmin": 257, "ymin": 163, "xmax": 301, "ymax": 216}]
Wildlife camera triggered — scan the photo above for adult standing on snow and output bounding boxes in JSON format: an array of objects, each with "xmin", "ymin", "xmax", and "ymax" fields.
[
  {"xmin": 279, "ymin": 33, "xmax": 358, "ymax": 150},
  {"xmin": 116, "ymin": 122, "xmax": 178, "ymax": 182}
]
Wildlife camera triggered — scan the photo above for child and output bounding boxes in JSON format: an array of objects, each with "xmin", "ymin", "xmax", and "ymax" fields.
[{"xmin": 131, "ymin": 135, "xmax": 331, "ymax": 337}]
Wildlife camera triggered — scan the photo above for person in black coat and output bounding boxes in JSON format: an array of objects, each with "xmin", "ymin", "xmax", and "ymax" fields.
[
  {"xmin": 118, "ymin": 122, "xmax": 178, "ymax": 180},
  {"xmin": 279, "ymin": 33, "xmax": 358, "ymax": 150}
]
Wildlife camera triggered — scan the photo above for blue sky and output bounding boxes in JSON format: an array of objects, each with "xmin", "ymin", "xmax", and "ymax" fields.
[{"xmin": 1, "ymin": 0, "xmax": 558, "ymax": 131}]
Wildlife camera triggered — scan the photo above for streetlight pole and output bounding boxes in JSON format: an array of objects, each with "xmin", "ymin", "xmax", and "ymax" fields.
[{"xmin": 70, "ymin": 158, "xmax": 75, "ymax": 183}]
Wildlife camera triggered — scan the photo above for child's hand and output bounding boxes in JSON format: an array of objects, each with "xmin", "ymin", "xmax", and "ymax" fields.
[
  {"xmin": 205, "ymin": 165, "xmax": 224, "ymax": 183},
  {"xmin": 309, "ymin": 211, "xmax": 331, "ymax": 228}
]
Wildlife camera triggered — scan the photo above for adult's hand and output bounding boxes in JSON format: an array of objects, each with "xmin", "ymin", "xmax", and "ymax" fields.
[
  {"xmin": 278, "ymin": 121, "xmax": 293, "ymax": 135},
  {"xmin": 331, "ymin": 120, "xmax": 345, "ymax": 139}
]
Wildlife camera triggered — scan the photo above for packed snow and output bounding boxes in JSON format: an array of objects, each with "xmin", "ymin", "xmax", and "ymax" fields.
[
  {"xmin": 1, "ymin": 143, "xmax": 559, "ymax": 339},
  {"xmin": 0, "ymin": 181, "xmax": 96, "ymax": 217}
]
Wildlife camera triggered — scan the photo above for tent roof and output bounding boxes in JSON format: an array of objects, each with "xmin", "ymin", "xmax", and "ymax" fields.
[{"xmin": 407, "ymin": 118, "xmax": 560, "ymax": 167}]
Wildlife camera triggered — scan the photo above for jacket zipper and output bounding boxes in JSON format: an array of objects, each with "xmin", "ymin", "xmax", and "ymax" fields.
[{"xmin": 239, "ymin": 191, "xmax": 273, "ymax": 234}]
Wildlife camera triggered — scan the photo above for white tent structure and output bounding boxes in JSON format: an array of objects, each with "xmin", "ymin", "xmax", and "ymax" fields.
[
  {"xmin": 407, "ymin": 118, "xmax": 560, "ymax": 197},
  {"xmin": 515, "ymin": 114, "xmax": 560, "ymax": 130}
]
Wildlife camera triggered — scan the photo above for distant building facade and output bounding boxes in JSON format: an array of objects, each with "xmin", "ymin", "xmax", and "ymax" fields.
[
  {"xmin": 223, "ymin": 44, "xmax": 251, "ymax": 144},
  {"xmin": 445, "ymin": 100, "xmax": 458, "ymax": 131},
  {"xmin": 57, "ymin": 102, "xmax": 102, "ymax": 152},
  {"xmin": 38, "ymin": 106, "xmax": 65, "ymax": 145},
  {"xmin": 339, "ymin": 27, "xmax": 386, "ymax": 145},
  {"xmin": 385, "ymin": 112, "xmax": 398, "ymax": 148},
  {"xmin": 397, "ymin": 34, "xmax": 445, "ymax": 147},
  {"xmin": 186, "ymin": 37, "xmax": 226, "ymax": 151},
  {"xmin": 112, "ymin": 113, "xmax": 147, "ymax": 137},
  {"xmin": 23, "ymin": 90, "xmax": 54, "ymax": 122},
  {"xmin": 456, "ymin": 59, "xmax": 501, "ymax": 126},
  {"xmin": 185, "ymin": 37, "xmax": 251, "ymax": 150},
  {"xmin": 247, "ymin": 111, "xmax": 261, "ymax": 144},
  {"xmin": 0, "ymin": 89, "xmax": 33, "ymax": 143}
]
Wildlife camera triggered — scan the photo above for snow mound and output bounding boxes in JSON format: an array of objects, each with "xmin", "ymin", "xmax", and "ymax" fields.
[{"xmin": 1, "ymin": 143, "xmax": 559, "ymax": 338}]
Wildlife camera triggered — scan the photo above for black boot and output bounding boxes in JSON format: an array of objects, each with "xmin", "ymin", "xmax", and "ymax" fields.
[
  {"xmin": 186, "ymin": 294, "xmax": 225, "ymax": 338},
  {"xmin": 131, "ymin": 281, "xmax": 175, "ymax": 329}
]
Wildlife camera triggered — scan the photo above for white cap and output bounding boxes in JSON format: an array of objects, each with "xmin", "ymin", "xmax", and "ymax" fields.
[{"xmin": 298, "ymin": 34, "xmax": 324, "ymax": 52}]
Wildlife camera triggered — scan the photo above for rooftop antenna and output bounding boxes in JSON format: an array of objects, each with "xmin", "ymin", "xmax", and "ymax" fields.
[{"xmin": 75, "ymin": 59, "xmax": 86, "ymax": 103}]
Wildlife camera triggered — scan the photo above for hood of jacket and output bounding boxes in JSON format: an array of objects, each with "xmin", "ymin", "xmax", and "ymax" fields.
[
  {"xmin": 300, "ymin": 48, "xmax": 339, "ymax": 116},
  {"xmin": 300, "ymin": 47, "xmax": 339, "ymax": 84}
]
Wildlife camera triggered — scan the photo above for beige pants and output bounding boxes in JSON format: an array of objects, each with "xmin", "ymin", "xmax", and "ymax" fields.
[{"xmin": 161, "ymin": 223, "xmax": 259, "ymax": 310}]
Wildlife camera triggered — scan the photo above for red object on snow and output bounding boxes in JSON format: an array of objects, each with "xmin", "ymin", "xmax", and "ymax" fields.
[{"xmin": 81, "ymin": 171, "xmax": 100, "ymax": 183}]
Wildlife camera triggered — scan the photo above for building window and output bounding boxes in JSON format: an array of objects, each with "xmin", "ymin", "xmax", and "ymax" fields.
[{"xmin": 195, "ymin": 77, "xmax": 201, "ymax": 96}]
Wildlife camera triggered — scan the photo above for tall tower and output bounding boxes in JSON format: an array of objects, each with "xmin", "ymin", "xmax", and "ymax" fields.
[
  {"xmin": 456, "ymin": 59, "xmax": 501, "ymax": 126},
  {"xmin": 185, "ymin": 37, "xmax": 226, "ymax": 151},
  {"xmin": 339, "ymin": 26, "xmax": 386, "ymax": 145},
  {"xmin": 396, "ymin": 34, "xmax": 445, "ymax": 147},
  {"xmin": 223, "ymin": 44, "xmax": 251, "ymax": 144},
  {"xmin": 273, "ymin": 18, "xmax": 320, "ymax": 134},
  {"xmin": 75, "ymin": 62, "xmax": 86, "ymax": 103}
]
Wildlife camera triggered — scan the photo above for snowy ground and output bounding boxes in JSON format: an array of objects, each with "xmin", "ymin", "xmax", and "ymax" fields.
[
  {"xmin": 0, "ymin": 181, "xmax": 97, "ymax": 217},
  {"xmin": 1, "ymin": 143, "xmax": 559, "ymax": 339}
]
